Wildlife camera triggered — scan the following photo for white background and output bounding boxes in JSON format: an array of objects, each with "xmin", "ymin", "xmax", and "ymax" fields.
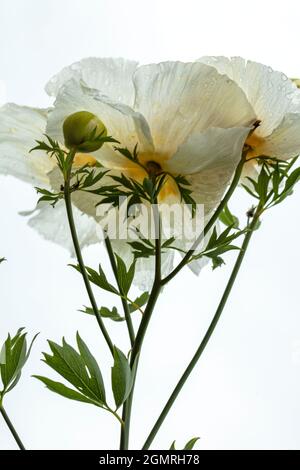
[{"xmin": 1, "ymin": 0, "xmax": 300, "ymax": 450}]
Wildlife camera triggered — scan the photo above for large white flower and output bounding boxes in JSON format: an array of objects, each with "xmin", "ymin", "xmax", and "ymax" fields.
[
  {"xmin": 0, "ymin": 58, "xmax": 256, "ymax": 288},
  {"xmin": 199, "ymin": 56, "xmax": 300, "ymax": 177}
]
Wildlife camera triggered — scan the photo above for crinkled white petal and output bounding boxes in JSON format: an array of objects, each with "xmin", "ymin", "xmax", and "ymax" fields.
[
  {"xmin": 165, "ymin": 127, "xmax": 250, "ymax": 214},
  {"xmin": 257, "ymin": 113, "xmax": 300, "ymax": 159},
  {"xmin": 0, "ymin": 104, "xmax": 54, "ymax": 186},
  {"xmin": 199, "ymin": 56, "xmax": 300, "ymax": 136},
  {"xmin": 46, "ymin": 80, "xmax": 153, "ymax": 169},
  {"xmin": 133, "ymin": 61, "xmax": 256, "ymax": 156},
  {"xmin": 25, "ymin": 200, "xmax": 99, "ymax": 254},
  {"xmin": 46, "ymin": 57, "xmax": 138, "ymax": 107}
]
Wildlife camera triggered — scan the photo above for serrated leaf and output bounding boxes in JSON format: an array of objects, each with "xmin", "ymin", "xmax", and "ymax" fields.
[
  {"xmin": 42, "ymin": 337, "xmax": 106, "ymax": 406},
  {"xmin": 115, "ymin": 255, "xmax": 135, "ymax": 295},
  {"xmin": 0, "ymin": 329, "xmax": 38, "ymax": 395},
  {"xmin": 111, "ymin": 346, "xmax": 133, "ymax": 409},
  {"xmin": 70, "ymin": 264, "xmax": 119, "ymax": 295},
  {"xmin": 170, "ymin": 440, "xmax": 176, "ymax": 450},
  {"xmin": 81, "ymin": 305, "xmax": 125, "ymax": 322},
  {"xmin": 33, "ymin": 376, "xmax": 98, "ymax": 405},
  {"xmin": 76, "ymin": 333, "xmax": 106, "ymax": 403}
]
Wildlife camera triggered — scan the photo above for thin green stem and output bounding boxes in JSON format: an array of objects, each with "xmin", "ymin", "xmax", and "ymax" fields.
[
  {"xmin": 161, "ymin": 153, "xmax": 247, "ymax": 285},
  {"xmin": 119, "ymin": 203, "xmax": 162, "ymax": 450},
  {"xmin": 104, "ymin": 236, "xmax": 135, "ymax": 347},
  {"xmin": 142, "ymin": 210, "xmax": 259, "ymax": 449},
  {"xmin": 63, "ymin": 150, "xmax": 114, "ymax": 356},
  {"xmin": 0, "ymin": 405, "xmax": 25, "ymax": 450}
]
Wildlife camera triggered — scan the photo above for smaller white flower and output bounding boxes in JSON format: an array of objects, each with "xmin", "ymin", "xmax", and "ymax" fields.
[{"xmin": 199, "ymin": 57, "xmax": 300, "ymax": 177}]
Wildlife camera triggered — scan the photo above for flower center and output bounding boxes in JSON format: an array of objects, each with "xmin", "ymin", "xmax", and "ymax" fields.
[
  {"xmin": 73, "ymin": 153, "xmax": 97, "ymax": 167},
  {"xmin": 245, "ymin": 120, "xmax": 264, "ymax": 157},
  {"xmin": 145, "ymin": 160, "xmax": 162, "ymax": 177}
]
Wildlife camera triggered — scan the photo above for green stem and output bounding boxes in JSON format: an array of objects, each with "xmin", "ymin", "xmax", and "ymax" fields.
[
  {"xmin": 64, "ymin": 150, "xmax": 114, "ymax": 356},
  {"xmin": 142, "ymin": 211, "xmax": 259, "ymax": 449},
  {"xmin": 104, "ymin": 236, "xmax": 135, "ymax": 347},
  {"xmin": 161, "ymin": 153, "xmax": 247, "ymax": 285},
  {"xmin": 0, "ymin": 405, "xmax": 25, "ymax": 450},
  {"xmin": 119, "ymin": 203, "xmax": 162, "ymax": 450}
]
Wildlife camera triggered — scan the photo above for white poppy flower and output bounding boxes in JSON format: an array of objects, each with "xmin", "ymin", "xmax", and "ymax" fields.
[
  {"xmin": 199, "ymin": 56, "xmax": 300, "ymax": 178},
  {"xmin": 0, "ymin": 104, "xmax": 99, "ymax": 252},
  {"xmin": 0, "ymin": 58, "xmax": 256, "ymax": 288}
]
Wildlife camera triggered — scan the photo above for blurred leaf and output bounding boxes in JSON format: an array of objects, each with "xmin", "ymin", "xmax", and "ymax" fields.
[
  {"xmin": 170, "ymin": 441, "xmax": 176, "ymax": 450},
  {"xmin": 219, "ymin": 204, "xmax": 239, "ymax": 229}
]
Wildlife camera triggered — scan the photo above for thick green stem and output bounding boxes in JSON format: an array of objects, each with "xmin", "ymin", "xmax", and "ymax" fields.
[
  {"xmin": 64, "ymin": 151, "xmax": 114, "ymax": 356},
  {"xmin": 104, "ymin": 236, "xmax": 135, "ymax": 347},
  {"xmin": 161, "ymin": 153, "xmax": 247, "ymax": 285},
  {"xmin": 0, "ymin": 405, "xmax": 25, "ymax": 450},
  {"xmin": 119, "ymin": 203, "xmax": 162, "ymax": 449},
  {"xmin": 142, "ymin": 212, "xmax": 259, "ymax": 449}
]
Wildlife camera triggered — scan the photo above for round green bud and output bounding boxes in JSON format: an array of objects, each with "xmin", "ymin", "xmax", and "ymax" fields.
[{"xmin": 63, "ymin": 111, "xmax": 107, "ymax": 153}]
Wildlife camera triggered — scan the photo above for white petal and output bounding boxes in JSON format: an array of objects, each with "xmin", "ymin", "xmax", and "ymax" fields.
[
  {"xmin": 25, "ymin": 200, "xmax": 99, "ymax": 253},
  {"xmin": 0, "ymin": 104, "xmax": 54, "ymax": 185},
  {"xmin": 166, "ymin": 127, "xmax": 250, "ymax": 174},
  {"xmin": 200, "ymin": 56, "xmax": 299, "ymax": 136},
  {"xmin": 257, "ymin": 113, "xmax": 300, "ymax": 159},
  {"xmin": 46, "ymin": 80, "xmax": 153, "ymax": 169},
  {"xmin": 165, "ymin": 127, "xmax": 250, "ymax": 214},
  {"xmin": 46, "ymin": 57, "xmax": 138, "ymax": 106},
  {"xmin": 133, "ymin": 61, "xmax": 255, "ymax": 156}
]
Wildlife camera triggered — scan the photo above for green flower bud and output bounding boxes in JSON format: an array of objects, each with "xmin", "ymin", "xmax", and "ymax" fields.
[{"xmin": 63, "ymin": 111, "xmax": 107, "ymax": 153}]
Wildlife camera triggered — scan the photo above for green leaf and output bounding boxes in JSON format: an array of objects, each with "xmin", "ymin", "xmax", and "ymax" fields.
[
  {"xmin": 0, "ymin": 329, "xmax": 38, "ymax": 394},
  {"xmin": 81, "ymin": 305, "xmax": 125, "ymax": 322},
  {"xmin": 115, "ymin": 255, "xmax": 135, "ymax": 295},
  {"xmin": 170, "ymin": 437, "xmax": 200, "ymax": 450},
  {"xmin": 219, "ymin": 204, "xmax": 239, "ymax": 229},
  {"xmin": 210, "ymin": 255, "xmax": 225, "ymax": 270},
  {"xmin": 33, "ymin": 376, "xmax": 97, "ymax": 405},
  {"xmin": 42, "ymin": 336, "xmax": 106, "ymax": 407},
  {"xmin": 0, "ymin": 257, "xmax": 5, "ymax": 264},
  {"xmin": 127, "ymin": 240, "xmax": 155, "ymax": 259},
  {"xmin": 70, "ymin": 264, "xmax": 118, "ymax": 295},
  {"xmin": 111, "ymin": 346, "xmax": 133, "ymax": 409},
  {"xmin": 76, "ymin": 332, "xmax": 106, "ymax": 403},
  {"xmin": 184, "ymin": 437, "xmax": 200, "ymax": 450},
  {"xmin": 128, "ymin": 292, "xmax": 149, "ymax": 313}
]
